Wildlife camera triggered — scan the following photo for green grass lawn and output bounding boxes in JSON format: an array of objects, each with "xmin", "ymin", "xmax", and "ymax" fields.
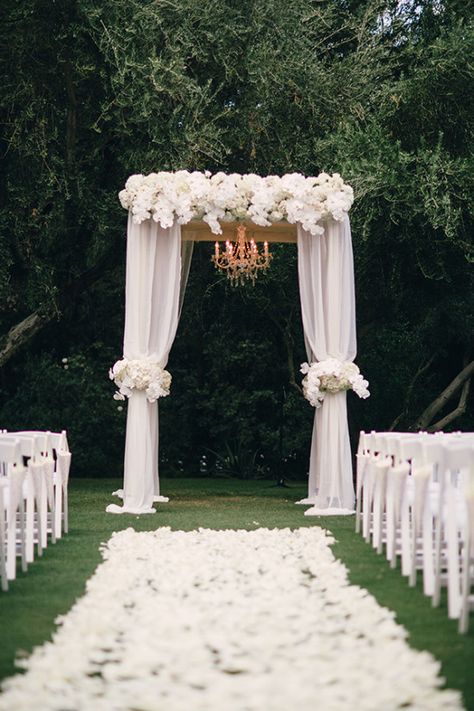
[{"xmin": 1, "ymin": 477, "xmax": 473, "ymax": 708}]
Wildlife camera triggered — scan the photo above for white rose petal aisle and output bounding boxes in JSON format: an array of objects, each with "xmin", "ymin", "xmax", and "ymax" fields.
[{"xmin": 0, "ymin": 528, "xmax": 462, "ymax": 711}]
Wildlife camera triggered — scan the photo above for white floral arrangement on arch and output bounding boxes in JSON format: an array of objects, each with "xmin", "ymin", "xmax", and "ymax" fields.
[
  {"xmin": 109, "ymin": 358, "xmax": 172, "ymax": 403},
  {"xmin": 118, "ymin": 170, "xmax": 354, "ymax": 236},
  {"xmin": 300, "ymin": 358, "xmax": 370, "ymax": 408}
]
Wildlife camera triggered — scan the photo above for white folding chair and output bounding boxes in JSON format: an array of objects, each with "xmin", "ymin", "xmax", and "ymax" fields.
[
  {"xmin": 0, "ymin": 433, "xmax": 50, "ymax": 562},
  {"xmin": 355, "ymin": 431, "xmax": 370, "ymax": 534},
  {"xmin": 8, "ymin": 430, "xmax": 70, "ymax": 539},
  {"xmin": 409, "ymin": 433, "xmax": 474, "ymax": 603},
  {"xmin": 459, "ymin": 453, "xmax": 474, "ymax": 633},
  {"xmin": 0, "ymin": 437, "xmax": 27, "ymax": 582},
  {"xmin": 434, "ymin": 443, "xmax": 473, "ymax": 621},
  {"xmin": 361, "ymin": 432, "xmax": 380, "ymax": 542},
  {"xmin": 47, "ymin": 430, "xmax": 71, "ymax": 537},
  {"xmin": 356, "ymin": 429, "xmax": 474, "ymax": 633},
  {"xmin": 372, "ymin": 432, "xmax": 406, "ymax": 555},
  {"xmin": 9, "ymin": 431, "xmax": 56, "ymax": 548},
  {"xmin": 402, "ymin": 434, "xmax": 446, "ymax": 587},
  {"xmin": 383, "ymin": 435, "xmax": 408, "ymax": 569},
  {"xmin": 412, "ymin": 439, "xmax": 447, "ymax": 597},
  {"xmin": 357, "ymin": 431, "xmax": 415, "ymax": 553},
  {"xmin": 0, "ymin": 476, "xmax": 7, "ymax": 591},
  {"xmin": 394, "ymin": 437, "xmax": 425, "ymax": 579}
]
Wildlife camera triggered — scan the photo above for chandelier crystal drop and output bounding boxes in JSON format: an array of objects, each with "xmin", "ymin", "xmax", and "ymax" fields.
[{"xmin": 211, "ymin": 224, "xmax": 273, "ymax": 286}]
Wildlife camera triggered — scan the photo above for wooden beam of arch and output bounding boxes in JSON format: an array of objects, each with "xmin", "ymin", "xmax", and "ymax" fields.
[{"xmin": 181, "ymin": 220, "xmax": 297, "ymax": 243}]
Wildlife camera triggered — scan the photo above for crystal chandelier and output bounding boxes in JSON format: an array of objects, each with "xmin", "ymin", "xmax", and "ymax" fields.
[{"xmin": 211, "ymin": 224, "xmax": 272, "ymax": 286}]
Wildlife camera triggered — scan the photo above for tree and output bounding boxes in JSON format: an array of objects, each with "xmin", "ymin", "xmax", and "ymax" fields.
[{"xmin": 0, "ymin": 0, "xmax": 472, "ymax": 476}]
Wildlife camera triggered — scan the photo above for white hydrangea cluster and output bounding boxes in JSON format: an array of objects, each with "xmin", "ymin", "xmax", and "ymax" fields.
[
  {"xmin": 109, "ymin": 358, "xmax": 171, "ymax": 403},
  {"xmin": 118, "ymin": 170, "xmax": 354, "ymax": 235},
  {"xmin": 301, "ymin": 358, "xmax": 370, "ymax": 408}
]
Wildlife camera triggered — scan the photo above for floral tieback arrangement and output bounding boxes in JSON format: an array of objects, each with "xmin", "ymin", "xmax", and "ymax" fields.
[
  {"xmin": 109, "ymin": 358, "xmax": 171, "ymax": 403},
  {"xmin": 301, "ymin": 359, "xmax": 370, "ymax": 408}
]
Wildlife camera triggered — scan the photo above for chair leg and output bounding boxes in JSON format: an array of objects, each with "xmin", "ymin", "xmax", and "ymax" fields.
[
  {"xmin": 35, "ymin": 493, "xmax": 44, "ymax": 558},
  {"xmin": 363, "ymin": 461, "xmax": 375, "ymax": 542},
  {"xmin": 63, "ymin": 486, "xmax": 68, "ymax": 534},
  {"xmin": 54, "ymin": 475, "xmax": 62, "ymax": 539},
  {"xmin": 355, "ymin": 486, "xmax": 362, "ymax": 534},
  {"xmin": 392, "ymin": 464, "xmax": 409, "ymax": 570},
  {"xmin": 422, "ymin": 507, "xmax": 435, "ymax": 597},
  {"xmin": 387, "ymin": 477, "xmax": 400, "ymax": 570},
  {"xmin": 400, "ymin": 498, "xmax": 412, "ymax": 578},
  {"xmin": 6, "ymin": 508, "xmax": 17, "ymax": 581},
  {"xmin": 410, "ymin": 475, "xmax": 424, "ymax": 587},
  {"xmin": 458, "ymin": 537, "xmax": 471, "ymax": 634},
  {"xmin": 376, "ymin": 468, "xmax": 388, "ymax": 555},
  {"xmin": 49, "ymin": 482, "xmax": 56, "ymax": 545},
  {"xmin": 58, "ymin": 452, "xmax": 71, "ymax": 535},
  {"xmin": 446, "ymin": 485, "xmax": 462, "ymax": 620},
  {"xmin": 409, "ymin": 529, "xmax": 417, "ymax": 587},
  {"xmin": 372, "ymin": 478, "xmax": 381, "ymax": 550},
  {"xmin": 355, "ymin": 453, "xmax": 368, "ymax": 535},
  {"xmin": 432, "ymin": 477, "xmax": 445, "ymax": 608},
  {"xmin": 19, "ymin": 497, "xmax": 27, "ymax": 573},
  {"xmin": 385, "ymin": 476, "xmax": 394, "ymax": 562},
  {"xmin": 25, "ymin": 490, "xmax": 35, "ymax": 563},
  {"xmin": 40, "ymin": 481, "xmax": 48, "ymax": 549},
  {"xmin": 0, "ymin": 494, "xmax": 7, "ymax": 592}
]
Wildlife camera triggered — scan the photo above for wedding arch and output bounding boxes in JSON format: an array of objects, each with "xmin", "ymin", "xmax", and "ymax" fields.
[{"xmin": 106, "ymin": 171, "xmax": 369, "ymax": 517}]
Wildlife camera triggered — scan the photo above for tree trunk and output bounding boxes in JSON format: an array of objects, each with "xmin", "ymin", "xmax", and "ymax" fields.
[
  {"xmin": 429, "ymin": 378, "xmax": 471, "ymax": 431},
  {"xmin": 0, "ymin": 311, "xmax": 54, "ymax": 368},
  {"xmin": 412, "ymin": 359, "xmax": 474, "ymax": 431},
  {"xmin": 0, "ymin": 245, "xmax": 121, "ymax": 370}
]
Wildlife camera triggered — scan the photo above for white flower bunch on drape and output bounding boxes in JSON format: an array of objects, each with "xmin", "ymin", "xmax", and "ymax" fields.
[
  {"xmin": 301, "ymin": 359, "xmax": 370, "ymax": 408},
  {"xmin": 118, "ymin": 171, "xmax": 354, "ymax": 236},
  {"xmin": 109, "ymin": 358, "xmax": 171, "ymax": 403}
]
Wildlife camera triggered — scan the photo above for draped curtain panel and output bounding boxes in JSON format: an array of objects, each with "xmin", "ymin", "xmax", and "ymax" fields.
[
  {"xmin": 297, "ymin": 215, "xmax": 357, "ymax": 512},
  {"xmin": 179, "ymin": 240, "xmax": 194, "ymax": 318},
  {"xmin": 107, "ymin": 216, "xmax": 192, "ymax": 514}
]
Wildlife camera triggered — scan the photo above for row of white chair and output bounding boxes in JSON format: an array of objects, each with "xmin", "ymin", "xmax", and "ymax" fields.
[
  {"xmin": 0, "ymin": 430, "xmax": 71, "ymax": 591},
  {"xmin": 356, "ymin": 430, "xmax": 474, "ymax": 633}
]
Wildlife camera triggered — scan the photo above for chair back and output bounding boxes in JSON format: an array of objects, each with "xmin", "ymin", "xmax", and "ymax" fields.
[
  {"xmin": 444, "ymin": 443, "xmax": 473, "ymax": 476},
  {"xmin": 46, "ymin": 430, "xmax": 70, "ymax": 454},
  {"xmin": 11, "ymin": 431, "xmax": 53, "ymax": 459},
  {"xmin": 398, "ymin": 437, "xmax": 425, "ymax": 465},
  {"xmin": 0, "ymin": 437, "xmax": 23, "ymax": 468},
  {"xmin": 0, "ymin": 433, "xmax": 41, "ymax": 461}
]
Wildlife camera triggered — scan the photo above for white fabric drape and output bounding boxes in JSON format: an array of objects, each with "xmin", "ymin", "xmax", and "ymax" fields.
[
  {"xmin": 107, "ymin": 216, "xmax": 189, "ymax": 514},
  {"xmin": 179, "ymin": 240, "xmax": 194, "ymax": 317},
  {"xmin": 297, "ymin": 215, "xmax": 357, "ymax": 514}
]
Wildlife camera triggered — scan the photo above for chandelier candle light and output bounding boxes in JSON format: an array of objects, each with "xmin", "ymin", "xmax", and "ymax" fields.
[{"xmin": 212, "ymin": 224, "xmax": 272, "ymax": 286}]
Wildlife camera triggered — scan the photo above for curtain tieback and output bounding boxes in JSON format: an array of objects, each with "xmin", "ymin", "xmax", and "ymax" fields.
[{"xmin": 109, "ymin": 357, "xmax": 171, "ymax": 403}]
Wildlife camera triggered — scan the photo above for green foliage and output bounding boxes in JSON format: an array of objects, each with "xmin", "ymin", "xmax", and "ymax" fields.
[
  {"xmin": 161, "ymin": 242, "xmax": 312, "ymax": 478},
  {"xmin": 0, "ymin": 0, "xmax": 472, "ymax": 477},
  {"xmin": 0, "ymin": 347, "xmax": 126, "ymax": 475},
  {"xmin": 206, "ymin": 441, "xmax": 262, "ymax": 480}
]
